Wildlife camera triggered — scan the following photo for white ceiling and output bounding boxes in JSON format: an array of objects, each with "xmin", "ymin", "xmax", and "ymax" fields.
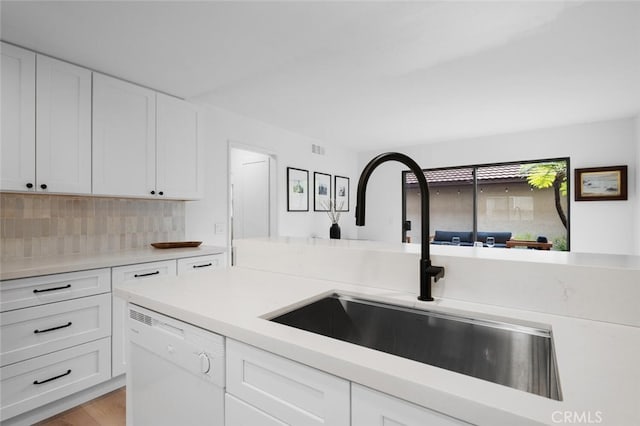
[{"xmin": 2, "ymin": 1, "xmax": 639, "ymax": 150}]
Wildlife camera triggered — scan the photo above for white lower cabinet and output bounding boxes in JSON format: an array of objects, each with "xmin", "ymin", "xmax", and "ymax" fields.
[
  {"xmin": 225, "ymin": 393, "xmax": 286, "ymax": 426},
  {"xmin": 226, "ymin": 339, "xmax": 350, "ymax": 426},
  {"xmin": 352, "ymin": 384, "xmax": 469, "ymax": 426},
  {"xmin": 0, "ymin": 293, "xmax": 111, "ymax": 367},
  {"xmin": 224, "ymin": 340, "xmax": 468, "ymax": 426},
  {"xmin": 0, "ymin": 337, "xmax": 111, "ymax": 422},
  {"xmin": 0, "ymin": 268, "xmax": 112, "ymax": 422},
  {"xmin": 111, "ymin": 260, "xmax": 176, "ymax": 377}
]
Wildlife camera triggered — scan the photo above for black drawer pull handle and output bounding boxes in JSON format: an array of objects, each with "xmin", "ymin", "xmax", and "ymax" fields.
[
  {"xmin": 193, "ymin": 263, "xmax": 213, "ymax": 269},
  {"xmin": 33, "ymin": 369, "xmax": 71, "ymax": 385},
  {"xmin": 34, "ymin": 322, "xmax": 72, "ymax": 334},
  {"xmin": 134, "ymin": 271, "xmax": 160, "ymax": 278},
  {"xmin": 33, "ymin": 284, "xmax": 71, "ymax": 294}
]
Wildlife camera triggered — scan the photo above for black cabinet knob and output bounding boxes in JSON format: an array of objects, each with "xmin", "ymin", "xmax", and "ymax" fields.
[
  {"xmin": 158, "ymin": 191, "xmax": 164, "ymax": 196},
  {"xmin": 40, "ymin": 184, "xmax": 47, "ymax": 190},
  {"xmin": 26, "ymin": 183, "xmax": 33, "ymax": 189},
  {"xmin": 150, "ymin": 190, "xmax": 155, "ymax": 195}
]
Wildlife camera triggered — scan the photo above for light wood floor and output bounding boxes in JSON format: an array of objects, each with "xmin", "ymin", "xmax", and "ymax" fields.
[{"xmin": 35, "ymin": 387, "xmax": 125, "ymax": 426}]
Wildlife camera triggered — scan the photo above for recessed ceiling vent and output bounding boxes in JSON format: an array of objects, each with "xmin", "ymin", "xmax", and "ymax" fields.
[{"xmin": 312, "ymin": 144, "xmax": 325, "ymax": 155}]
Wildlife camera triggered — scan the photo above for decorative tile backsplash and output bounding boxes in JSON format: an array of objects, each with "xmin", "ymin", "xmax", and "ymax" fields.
[{"xmin": 0, "ymin": 193, "xmax": 185, "ymax": 260}]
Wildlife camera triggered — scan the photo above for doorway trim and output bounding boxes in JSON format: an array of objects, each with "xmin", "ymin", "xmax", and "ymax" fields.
[{"xmin": 227, "ymin": 141, "xmax": 278, "ymax": 263}]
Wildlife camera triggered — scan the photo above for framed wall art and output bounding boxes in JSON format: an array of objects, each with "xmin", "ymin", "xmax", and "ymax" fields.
[
  {"xmin": 575, "ymin": 165, "xmax": 627, "ymax": 201},
  {"xmin": 314, "ymin": 172, "xmax": 331, "ymax": 211},
  {"xmin": 287, "ymin": 167, "xmax": 309, "ymax": 211},
  {"xmin": 334, "ymin": 175, "xmax": 349, "ymax": 212}
]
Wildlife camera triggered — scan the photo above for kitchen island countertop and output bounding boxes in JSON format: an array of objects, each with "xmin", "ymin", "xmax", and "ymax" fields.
[{"xmin": 114, "ymin": 266, "xmax": 640, "ymax": 426}]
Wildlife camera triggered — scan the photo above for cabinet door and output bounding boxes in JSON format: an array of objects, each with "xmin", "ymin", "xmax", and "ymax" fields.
[
  {"xmin": 156, "ymin": 93, "xmax": 203, "ymax": 199},
  {"xmin": 0, "ymin": 42, "xmax": 36, "ymax": 192},
  {"xmin": 225, "ymin": 394, "xmax": 286, "ymax": 426},
  {"xmin": 352, "ymin": 384, "xmax": 470, "ymax": 426},
  {"xmin": 36, "ymin": 55, "xmax": 92, "ymax": 194},
  {"xmin": 227, "ymin": 339, "xmax": 350, "ymax": 426},
  {"xmin": 93, "ymin": 73, "xmax": 156, "ymax": 197},
  {"xmin": 111, "ymin": 260, "xmax": 176, "ymax": 377}
]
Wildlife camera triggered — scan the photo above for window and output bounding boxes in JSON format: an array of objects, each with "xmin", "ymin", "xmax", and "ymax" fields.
[{"xmin": 402, "ymin": 158, "xmax": 570, "ymax": 251}]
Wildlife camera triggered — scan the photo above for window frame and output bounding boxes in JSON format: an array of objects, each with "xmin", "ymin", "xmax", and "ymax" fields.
[{"xmin": 401, "ymin": 157, "xmax": 571, "ymax": 251}]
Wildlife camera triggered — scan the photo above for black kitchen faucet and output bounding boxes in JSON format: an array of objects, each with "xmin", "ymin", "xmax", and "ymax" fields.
[{"xmin": 355, "ymin": 152, "xmax": 445, "ymax": 301}]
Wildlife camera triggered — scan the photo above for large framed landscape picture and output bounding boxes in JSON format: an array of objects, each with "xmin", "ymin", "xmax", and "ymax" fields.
[
  {"xmin": 575, "ymin": 165, "xmax": 627, "ymax": 201},
  {"xmin": 287, "ymin": 167, "xmax": 309, "ymax": 211}
]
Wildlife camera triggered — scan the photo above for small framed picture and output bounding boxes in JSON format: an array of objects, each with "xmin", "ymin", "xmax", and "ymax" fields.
[
  {"xmin": 314, "ymin": 172, "xmax": 331, "ymax": 211},
  {"xmin": 575, "ymin": 165, "xmax": 627, "ymax": 201},
  {"xmin": 287, "ymin": 167, "xmax": 309, "ymax": 211},
  {"xmin": 334, "ymin": 175, "xmax": 349, "ymax": 212}
]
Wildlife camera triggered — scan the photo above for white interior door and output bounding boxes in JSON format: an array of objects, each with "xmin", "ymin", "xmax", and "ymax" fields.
[{"xmin": 231, "ymin": 149, "xmax": 271, "ymax": 240}]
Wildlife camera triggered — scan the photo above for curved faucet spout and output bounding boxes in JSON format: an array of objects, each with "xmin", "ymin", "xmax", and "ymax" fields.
[{"xmin": 355, "ymin": 152, "xmax": 444, "ymax": 301}]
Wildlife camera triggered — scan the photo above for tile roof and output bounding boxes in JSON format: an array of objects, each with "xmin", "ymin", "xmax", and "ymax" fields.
[{"xmin": 405, "ymin": 164, "xmax": 526, "ymax": 184}]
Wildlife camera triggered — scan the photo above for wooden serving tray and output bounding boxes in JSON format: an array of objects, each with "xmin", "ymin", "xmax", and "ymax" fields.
[{"xmin": 151, "ymin": 241, "xmax": 202, "ymax": 249}]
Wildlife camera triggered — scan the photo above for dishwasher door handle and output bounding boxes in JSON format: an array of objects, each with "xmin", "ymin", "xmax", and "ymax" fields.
[{"xmin": 199, "ymin": 352, "xmax": 211, "ymax": 374}]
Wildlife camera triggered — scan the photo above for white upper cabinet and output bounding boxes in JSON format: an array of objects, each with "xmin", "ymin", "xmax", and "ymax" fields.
[
  {"xmin": 0, "ymin": 45, "xmax": 92, "ymax": 194},
  {"xmin": 156, "ymin": 93, "xmax": 203, "ymax": 199},
  {"xmin": 92, "ymin": 73, "xmax": 156, "ymax": 197},
  {"xmin": 1, "ymin": 42, "xmax": 36, "ymax": 192},
  {"xmin": 93, "ymin": 75, "xmax": 202, "ymax": 199},
  {"xmin": 36, "ymin": 55, "xmax": 92, "ymax": 194},
  {"xmin": 2, "ymin": 44, "xmax": 202, "ymax": 199}
]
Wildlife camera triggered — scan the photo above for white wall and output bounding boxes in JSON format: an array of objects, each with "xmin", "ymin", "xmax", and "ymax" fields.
[
  {"xmin": 636, "ymin": 115, "xmax": 640, "ymax": 255},
  {"xmin": 185, "ymin": 105, "xmax": 359, "ymax": 248},
  {"xmin": 357, "ymin": 117, "xmax": 638, "ymax": 255}
]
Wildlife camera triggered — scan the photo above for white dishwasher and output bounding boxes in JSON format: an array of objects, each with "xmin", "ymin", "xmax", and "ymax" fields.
[{"xmin": 126, "ymin": 304, "xmax": 224, "ymax": 426}]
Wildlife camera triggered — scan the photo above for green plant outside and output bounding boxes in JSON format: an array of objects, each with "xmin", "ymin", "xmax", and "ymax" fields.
[
  {"xmin": 552, "ymin": 236, "xmax": 568, "ymax": 251},
  {"xmin": 520, "ymin": 161, "xmax": 568, "ymax": 230}
]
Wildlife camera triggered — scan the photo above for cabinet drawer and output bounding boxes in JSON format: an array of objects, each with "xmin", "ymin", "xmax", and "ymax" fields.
[
  {"xmin": 0, "ymin": 337, "xmax": 111, "ymax": 422},
  {"xmin": 177, "ymin": 254, "xmax": 224, "ymax": 275},
  {"xmin": 226, "ymin": 339, "xmax": 350, "ymax": 426},
  {"xmin": 112, "ymin": 260, "xmax": 176, "ymax": 288},
  {"xmin": 0, "ymin": 268, "xmax": 111, "ymax": 312},
  {"xmin": 225, "ymin": 393, "xmax": 286, "ymax": 426},
  {"xmin": 1, "ymin": 293, "xmax": 111, "ymax": 367},
  {"xmin": 352, "ymin": 384, "xmax": 470, "ymax": 426}
]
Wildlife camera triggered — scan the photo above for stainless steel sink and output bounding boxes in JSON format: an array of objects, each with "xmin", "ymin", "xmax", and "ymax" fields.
[{"xmin": 270, "ymin": 293, "xmax": 562, "ymax": 400}]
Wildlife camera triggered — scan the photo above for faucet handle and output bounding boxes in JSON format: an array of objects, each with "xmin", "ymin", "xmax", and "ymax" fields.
[{"xmin": 426, "ymin": 265, "xmax": 445, "ymax": 282}]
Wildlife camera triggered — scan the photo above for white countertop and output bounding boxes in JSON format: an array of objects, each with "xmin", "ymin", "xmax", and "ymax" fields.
[
  {"xmin": 234, "ymin": 237, "xmax": 640, "ymax": 328},
  {"xmin": 252, "ymin": 237, "xmax": 640, "ymax": 270},
  {"xmin": 0, "ymin": 246, "xmax": 226, "ymax": 280},
  {"xmin": 114, "ymin": 266, "xmax": 640, "ymax": 426}
]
